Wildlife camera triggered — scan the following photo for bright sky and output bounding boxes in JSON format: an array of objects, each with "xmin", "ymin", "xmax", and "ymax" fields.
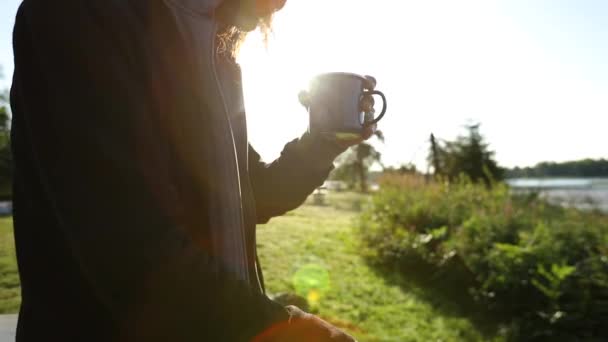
[{"xmin": 1, "ymin": 0, "xmax": 607, "ymax": 169}]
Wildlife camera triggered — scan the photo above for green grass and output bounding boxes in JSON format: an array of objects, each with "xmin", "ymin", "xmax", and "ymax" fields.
[
  {"xmin": 0, "ymin": 217, "xmax": 19, "ymax": 314},
  {"xmin": 258, "ymin": 193, "xmax": 502, "ymax": 341},
  {"xmin": 0, "ymin": 193, "xmax": 503, "ymax": 340}
]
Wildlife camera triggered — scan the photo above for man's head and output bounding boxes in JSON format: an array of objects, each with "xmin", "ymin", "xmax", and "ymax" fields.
[
  {"xmin": 216, "ymin": 0, "xmax": 286, "ymax": 57},
  {"xmin": 253, "ymin": 0, "xmax": 287, "ymax": 21},
  {"xmin": 217, "ymin": 0, "xmax": 286, "ymax": 32}
]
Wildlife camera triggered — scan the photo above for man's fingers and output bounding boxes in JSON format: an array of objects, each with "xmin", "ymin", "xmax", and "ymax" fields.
[
  {"xmin": 360, "ymin": 95, "xmax": 375, "ymax": 113},
  {"xmin": 336, "ymin": 137, "xmax": 364, "ymax": 149},
  {"xmin": 333, "ymin": 125, "xmax": 376, "ymax": 149},
  {"xmin": 363, "ymin": 75, "xmax": 377, "ymax": 90},
  {"xmin": 361, "ymin": 125, "xmax": 376, "ymax": 140}
]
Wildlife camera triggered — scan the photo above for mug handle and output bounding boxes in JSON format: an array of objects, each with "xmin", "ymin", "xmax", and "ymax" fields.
[{"xmin": 362, "ymin": 90, "xmax": 387, "ymax": 127}]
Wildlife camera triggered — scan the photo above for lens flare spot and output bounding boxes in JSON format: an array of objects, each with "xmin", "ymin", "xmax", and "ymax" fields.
[
  {"xmin": 307, "ymin": 289, "xmax": 320, "ymax": 304},
  {"xmin": 292, "ymin": 263, "xmax": 331, "ymax": 305}
]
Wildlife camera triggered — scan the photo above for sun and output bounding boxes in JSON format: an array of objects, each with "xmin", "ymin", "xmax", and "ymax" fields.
[{"xmin": 236, "ymin": 0, "xmax": 367, "ymax": 161}]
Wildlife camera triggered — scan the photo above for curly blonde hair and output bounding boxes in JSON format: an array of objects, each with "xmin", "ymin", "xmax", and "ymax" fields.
[{"xmin": 216, "ymin": 3, "xmax": 275, "ymax": 59}]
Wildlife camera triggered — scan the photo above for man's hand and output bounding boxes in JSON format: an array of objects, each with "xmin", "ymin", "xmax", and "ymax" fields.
[
  {"xmin": 254, "ymin": 305, "xmax": 357, "ymax": 342},
  {"xmin": 334, "ymin": 125, "xmax": 377, "ymax": 149}
]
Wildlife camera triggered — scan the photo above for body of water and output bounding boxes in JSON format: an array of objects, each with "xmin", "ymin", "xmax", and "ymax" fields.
[{"xmin": 507, "ymin": 178, "xmax": 608, "ymax": 213}]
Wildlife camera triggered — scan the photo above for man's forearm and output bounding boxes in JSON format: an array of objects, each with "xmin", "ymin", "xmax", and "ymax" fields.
[{"xmin": 249, "ymin": 132, "xmax": 346, "ymax": 223}]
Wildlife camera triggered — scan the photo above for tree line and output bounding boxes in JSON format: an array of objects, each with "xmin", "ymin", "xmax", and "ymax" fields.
[
  {"xmin": 506, "ymin": 159, "xmax": 608, "ymax": 178},
  {"xmin": 333, "ymin": 120, "xmax": 608, "ymax": 192},
  {"xmin": 332, "ymin": 123, "xmax": 505, "ymax": 191}
]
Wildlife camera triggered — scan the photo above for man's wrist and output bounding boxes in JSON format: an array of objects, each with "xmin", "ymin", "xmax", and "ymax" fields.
[{"xmin": 296, "ymin": 132, "xmax": 347, "ymax": 172}]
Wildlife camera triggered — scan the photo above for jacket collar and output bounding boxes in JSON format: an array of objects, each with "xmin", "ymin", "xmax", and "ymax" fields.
[{"xmin": 164, "ymin": 0, "xmax": 224, "ymax": 16}]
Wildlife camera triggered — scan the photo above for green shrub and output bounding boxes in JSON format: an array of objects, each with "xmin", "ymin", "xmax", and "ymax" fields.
[{"xmin": 359, "ymin": 174, "xmax": 608, "ymax": 340}]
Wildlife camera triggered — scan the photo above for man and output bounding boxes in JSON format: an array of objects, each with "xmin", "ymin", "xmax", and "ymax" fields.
[{"xmin": 10, "ymin": 0, "xmax": 375, "ymax": 340}]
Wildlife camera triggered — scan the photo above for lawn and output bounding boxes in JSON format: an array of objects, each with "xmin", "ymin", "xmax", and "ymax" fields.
[
  {"xmin": 257, "ymin": 192, "xmax": 502, "ymax": 341},
  {"xmin": 0, "ymin": 217, "xmax": 19, "ymax": 314},
  {"xmin": 0, "ymin": 193, "xmax": 501, "ymax": 341}
]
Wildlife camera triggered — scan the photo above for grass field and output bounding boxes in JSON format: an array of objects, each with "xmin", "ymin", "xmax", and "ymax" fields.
[
  {"xmin": 258, "ymin": 192, "xmax": 502, "ymax": 341},
  {"xmin": 0, "ymin": 193, "xmax": 501, "ymax": 341},
  {"xmin": 0, "ymin": 217, "xmax": 19, "ymax": 314}
]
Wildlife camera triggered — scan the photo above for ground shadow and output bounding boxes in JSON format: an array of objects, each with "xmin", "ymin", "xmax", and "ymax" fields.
[{"xmin": 366, "ymin": 255, "xmax": 507, "ymax": 339}]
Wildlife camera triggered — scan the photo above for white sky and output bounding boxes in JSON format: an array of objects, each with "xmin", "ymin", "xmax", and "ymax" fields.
[
  {"xmin": 1, "ymin": 0, "xmax": 607, "ymax": 170},
  {"xmin": 238, "ymin": 0, "xmax": 608, "ymax": 169}
]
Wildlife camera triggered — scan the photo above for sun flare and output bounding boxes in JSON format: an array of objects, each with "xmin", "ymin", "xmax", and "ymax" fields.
[
  {"xmin": 238, "ymin": 0, "xmax": 608, "ymax": 168},
  {"xmin": 237, "ymin": 0, "xmax": 377, "ymax": 162}
]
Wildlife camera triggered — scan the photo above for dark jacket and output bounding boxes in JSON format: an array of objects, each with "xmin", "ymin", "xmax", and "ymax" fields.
[{"xmin": 10, "ymin": 0, "xmax": 342, "ymax": 340}]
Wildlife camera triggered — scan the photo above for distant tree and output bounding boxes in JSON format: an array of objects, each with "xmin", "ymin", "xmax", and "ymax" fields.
[
  {"xmin": 0, "ymin": 86, "xmax": 11, "ymax": 199},
  {"xmin": 506, "ymin": 159, "xmax": 608, "ymax": 178},
  {"xmin": 429, "ymin": 133, "xmax": 442, "ymax": 174},
  {"xmin": 429, "ymin": 124, "xmax": 503, "ymax": 185},
  {"xmin": 331, "ymin": 131, "xmax": 384, "ymax": 192},
  {"xmin": 384, "ymin": 163, "xmax": 418, "ymax": 175}
]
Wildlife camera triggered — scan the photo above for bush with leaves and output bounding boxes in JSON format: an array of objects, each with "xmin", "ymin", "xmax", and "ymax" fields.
[{"xmin": 359, "ymin": 174, "xmax": 608, "ymax": 340}]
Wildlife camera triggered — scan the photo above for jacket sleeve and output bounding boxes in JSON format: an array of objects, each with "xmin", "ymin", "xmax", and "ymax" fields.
[
  {"xmin": 12, "ymin": 1, "xmax": 287, "ymax": 340},
  {"xmin": 249, "ymin": 132, "xmax": 345, "ymax": 223}
]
